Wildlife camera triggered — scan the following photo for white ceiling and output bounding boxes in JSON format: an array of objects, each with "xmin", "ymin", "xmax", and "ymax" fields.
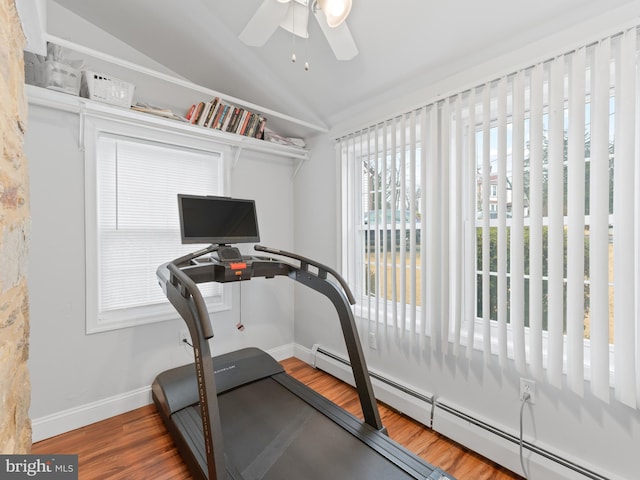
[{"xmin": 52, "ymin": 0, "xmax": 640, "ymax": 135}]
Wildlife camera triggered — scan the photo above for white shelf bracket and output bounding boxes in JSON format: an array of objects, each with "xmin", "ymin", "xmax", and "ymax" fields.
[
  {"xmin": 231, "ymin": 146, "xmax": 243, "ymax": 170},
  {"xmin": 78, "ymin": 102, "xmax": 86, "ymax": 152},
  {"xmin": 292, "ymin": 155, "xmax": 307, "ymax": 179}
]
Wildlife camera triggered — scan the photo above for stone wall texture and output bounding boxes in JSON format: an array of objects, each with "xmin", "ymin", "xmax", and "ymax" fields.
[{"xmin": 0, "ymin": 0, "xmax": 31, "ymax": 453}]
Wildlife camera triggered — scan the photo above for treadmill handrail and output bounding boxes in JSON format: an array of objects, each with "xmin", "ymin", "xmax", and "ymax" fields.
[
  {"xmin": 167, "ymin": 262, "xmax": 215, "ymax": 340},
  {"xmin": 161, "ymin": 258, "xmax": 227, "ymax": 480},
  {"xmin": 254, "ymin": 245, "xmax": 355, "ymax": 305}
]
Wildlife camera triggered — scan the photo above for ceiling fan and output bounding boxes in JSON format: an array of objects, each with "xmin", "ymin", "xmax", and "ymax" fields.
[{"xmin": 239, "ymin": 0, "xmax": 358, "ymax": 61}]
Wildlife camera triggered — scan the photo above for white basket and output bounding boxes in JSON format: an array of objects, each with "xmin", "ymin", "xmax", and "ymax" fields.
[
  {"xmin": 81, "ymin": 70, "xmax": 135, "ymax": 108},
  {"xmin": 43, "ymin": 60, "xmax": 81, "ymax": 95}
]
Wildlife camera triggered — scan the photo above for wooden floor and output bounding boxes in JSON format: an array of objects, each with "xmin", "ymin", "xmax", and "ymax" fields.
[{"xmin": 33, "ymin": 358, "xmax": 523, "ymax": 480}]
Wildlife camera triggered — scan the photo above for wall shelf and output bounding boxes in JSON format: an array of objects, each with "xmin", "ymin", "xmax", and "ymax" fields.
[
  {"xmin": 26, "ymin": 84, "xmax": 311, "ymax": 173},
  {"xmin": 45, "ymin": 34, "xmax": 327, "ymax": 139}
]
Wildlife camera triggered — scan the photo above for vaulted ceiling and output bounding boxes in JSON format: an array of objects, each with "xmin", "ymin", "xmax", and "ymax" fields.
[{"xmin": 52, "ymin": 0, "xmax": 639, "ymax": 136}]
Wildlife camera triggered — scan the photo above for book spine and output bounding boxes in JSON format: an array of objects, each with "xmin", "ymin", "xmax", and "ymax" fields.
[
  {"xmin": 203, "ymin": 97, "xmax": 219, "ymax": 127},
  {"xmin": 247, "ymin": 114, "xmax": 259, "ymax": 137},
  {"xmin": 190, "ymin": 102, "xmax": 205, "ymax": 124},
  {"xmin": 209, "ymin": 101, "xmax": 224, "ymax": 129},
  {"xmin": 238, "ymin": 111, "xmax": 251, "ymax": 135},
  {"xmin": 197, "ymin": 101, "xmax": 212, "ymax": 126},
  {"xmin": 234, "ymin": 110, "xmax": 248, "ymax": 134},
  {"xmin": 256, "ymin": 116, "xmax": 267, "ymax": 139},
  {"xmin": 185, "ymin": 104, "xmax": 196, "ymax": 121},
  {"xmin": 216, "ymin": 105, "xmax": 230, "ymax": 130},
  {"xmin": 228, "ymin": 108, "xmax": 241, "ymax": 133},
  {"xmin": 221, "ymin": 105, "xmax": 235, "ymax": 131}
]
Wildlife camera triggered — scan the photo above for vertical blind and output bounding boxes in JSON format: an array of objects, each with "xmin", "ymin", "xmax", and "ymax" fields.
[
  {"xmin": 339, "ymin": 26, "xmax": 640, "ymax": 408},
  {"xmin": 95, "ymin": 135, "xmax": 224, "ymax": 328}
]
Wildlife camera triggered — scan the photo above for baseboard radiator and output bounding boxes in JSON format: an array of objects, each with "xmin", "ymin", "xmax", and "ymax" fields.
[{"xmin": 311, "ymin": 345, "xmax": 610, "ymax": 480}]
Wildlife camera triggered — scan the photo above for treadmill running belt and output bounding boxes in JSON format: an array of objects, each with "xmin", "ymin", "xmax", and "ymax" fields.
[{"xmin": 216, "ymin": 377, "xmax": 427, "ymax": 480}]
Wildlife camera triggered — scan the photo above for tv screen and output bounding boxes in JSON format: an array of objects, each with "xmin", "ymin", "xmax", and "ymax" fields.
[{"xmin": 178, "ymin": 194, "xmax": 260, "ymax": 245}]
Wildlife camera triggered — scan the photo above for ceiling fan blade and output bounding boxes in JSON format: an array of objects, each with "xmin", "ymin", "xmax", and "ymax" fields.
[
  {"xmin": 239, "ymin": 0, "xmax": 291, "ymax": 47},
  {"xmin": 313, "ymin": 9, "xmax": 358, "ymax": 60}
]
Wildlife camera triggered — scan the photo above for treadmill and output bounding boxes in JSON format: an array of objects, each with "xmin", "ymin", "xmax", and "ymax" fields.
[{"xmin": 152, "ymin": 194, "xmax": 455, "ymax": 480}]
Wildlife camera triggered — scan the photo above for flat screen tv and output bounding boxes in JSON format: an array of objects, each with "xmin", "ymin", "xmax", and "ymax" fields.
[{"xmin": 178, "ymin": 194, "xmax": 260, "ymax": 245}]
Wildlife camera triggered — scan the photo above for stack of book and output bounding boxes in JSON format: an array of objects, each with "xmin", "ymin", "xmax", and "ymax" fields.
[{"xmin": 186, "ymin": 98, "xmax": 267, "ymax": 140}]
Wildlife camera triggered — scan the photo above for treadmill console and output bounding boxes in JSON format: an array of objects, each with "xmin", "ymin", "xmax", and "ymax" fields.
[{"xmin": 215, "ymin": 246, "xmax": 242, "ymax": 262}]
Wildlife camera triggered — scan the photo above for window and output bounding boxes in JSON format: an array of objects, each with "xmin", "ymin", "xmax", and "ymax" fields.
[
  {"xmin": 340, "ymin": 26, "xmax": 640, "ymax": 408},
  {"xmin": 84, "ymin": 116, "xmax": 230, "ymax": 333}
]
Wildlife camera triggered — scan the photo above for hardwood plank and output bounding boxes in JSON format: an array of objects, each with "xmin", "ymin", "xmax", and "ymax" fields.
[
  {"xmin": 32, "ymin": 405, "xmax": 191, "ymax": 480},
  {"xmin": 33, "ymin": 357, "xmax": 522, "ymax": 480}
]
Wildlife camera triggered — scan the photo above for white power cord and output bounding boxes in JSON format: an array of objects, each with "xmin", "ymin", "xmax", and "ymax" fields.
[{"xmin": 519, "ymin": 392, "xmax": 531, "ymax": 479}]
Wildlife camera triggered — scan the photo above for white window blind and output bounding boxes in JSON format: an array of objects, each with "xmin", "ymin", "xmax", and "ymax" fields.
[
  {"xmin": 88, "ymin": 134, "xmax": 226, "ymax": 333},
  {"xmin": 339, "ymin": 26, "xmax": 640, "ymax": 409}
]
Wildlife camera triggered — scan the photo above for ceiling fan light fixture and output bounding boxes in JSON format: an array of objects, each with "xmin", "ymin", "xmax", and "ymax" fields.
[
  {"xmin": 316, "ymin": 0, "xmax": 352, "ymax": 28},
  {"xmin": 279, "ymin": 1, "xmax": 310, "ymax": 38}
]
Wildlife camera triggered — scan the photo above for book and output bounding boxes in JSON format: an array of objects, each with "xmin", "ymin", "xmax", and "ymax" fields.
[
  {"xmin": 235, "ymin": 110, "xmax": 249, "ymax": 134},
  {"xmin": 203, "ymin": 98, "xmax": 219, "ymax": 127},
  {"xmin": 256, "ymin": 116, "xmax": 267, "ymax": 139},
  {"xmin": 227, "ymin": 107, "xmax": 241, "ymax": 133},
  {"xmin": 197, "ymin": 101, "xmax": 212, "ymax": 126},
  {"xmin": 208, "ymin": 101, "xmax": 223, "ymax": 128},
  {"xmin": 246, "ymin": 113, "xmax": 259, "ymax": 137},
  {"xmin": 190, "ymin": 102, "xmax": 205, "ymax": 125},
  {"xmin": 185, "ymin": 104, "xmax": 196, "ymax": 121},
  {"xmin": 239, "ymin": 113, "xmax": 253, "ymax": 136},
  {"xmin": 132, "ymin": 103, "xmax": 187, "ymax": 122},
  {"xmin": 221, "ymin": 105, "xmax": 235, "ymax": 131},
  {"xmin": 216, "ymin": 105, "xmax": 230, "ymax": 130}
]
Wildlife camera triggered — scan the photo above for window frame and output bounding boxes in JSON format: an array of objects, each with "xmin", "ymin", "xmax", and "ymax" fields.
[
  {"xmin": 83, "ymin": 114, "xmax": 232, "ymax": 334},
  {"xmin": 343, "ymin": 124, "xmax": 615, "ymax": 383}
]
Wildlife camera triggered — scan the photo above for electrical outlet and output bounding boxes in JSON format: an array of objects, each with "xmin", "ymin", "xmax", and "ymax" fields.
[{"xmin": 520, "ymin": 378, "xmax": 536, "ymax": 404}]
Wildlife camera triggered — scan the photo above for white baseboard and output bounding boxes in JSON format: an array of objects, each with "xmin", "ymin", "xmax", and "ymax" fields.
[
  {"xmin": 433, "ymin": 402, "xmax": 603, "ymax": 480},
  {"xmin": 305, "ymin": 343, "xmax": 435, "ymax": 428},
  {"xmin": 31, "ymin": 343, "xmax": 297, "ymax": 443},
  {"xmin": 32, "ymin": 386, "xmax": 152, "ymax": 443},
  {"xmin": 267, "ymin": 342, "xmax": 295, "ymax": 361},
  {"xmin": 307, "ymin": 344, "xmax": 619, "ymax": 480},
  {"xmin": 293, "ymin": 343, "xmax": 315, "ymax": 364}
]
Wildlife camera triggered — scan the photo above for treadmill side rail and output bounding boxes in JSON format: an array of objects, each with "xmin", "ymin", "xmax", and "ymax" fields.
[
  {"xmin": 289, "ymin": 268, "xmax": 383, "ymax": 431},
  {"xmin": 162, "ymin": 262, "xmax": 227, "ymax": 480}
]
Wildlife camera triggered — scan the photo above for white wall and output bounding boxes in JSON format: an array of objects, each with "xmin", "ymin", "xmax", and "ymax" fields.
[
  {"xmin": 25, "ymin": 102, "xmax": 295, "ymax": 440},
  {"xmin": 292, "ymin": 10, "xmax": 640, "ymax": 480},
  {"xmin": 25, "ymin": 6, "xmax": 296, "ymax": 441}
]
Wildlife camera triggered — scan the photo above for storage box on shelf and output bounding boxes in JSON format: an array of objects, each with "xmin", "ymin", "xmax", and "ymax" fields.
[
  {"xmin": 42, "ymin": 60, "xmax": 81, "ymax": 95},
  {"xmin": 80, "ymin": 70, "xmax": 135, "ymax": 108}
]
